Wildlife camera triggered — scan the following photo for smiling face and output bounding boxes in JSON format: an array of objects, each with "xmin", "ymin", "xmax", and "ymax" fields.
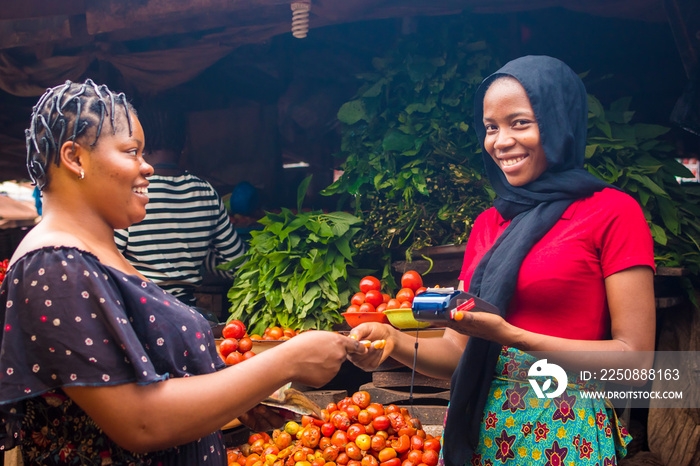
[
  {"xmin": 82, "ymin": 112, "xmax": 153, "ymax": 229},
  {"xmin": 482, "ymin": 77, "xmax": 548, "ymax": 187}
]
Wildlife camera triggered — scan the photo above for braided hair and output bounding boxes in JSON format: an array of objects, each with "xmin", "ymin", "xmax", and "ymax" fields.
[{"xmin": 25, "ymin": 79, "xmax": 136, "ymax": 190}]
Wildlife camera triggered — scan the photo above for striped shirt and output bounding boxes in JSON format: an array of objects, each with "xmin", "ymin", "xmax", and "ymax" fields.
[{"xmin": 114, "ymin": 173, "xmax": 246, "ymax": 305}]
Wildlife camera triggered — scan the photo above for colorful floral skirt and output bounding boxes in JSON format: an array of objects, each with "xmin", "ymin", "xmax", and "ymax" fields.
[{"xmin": 441, "ymin": 348, "xmax": 631, "ymax": 466}]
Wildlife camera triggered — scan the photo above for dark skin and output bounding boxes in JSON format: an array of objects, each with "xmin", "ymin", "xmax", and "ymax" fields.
[
  {"xmin": 12, "ymin": 111, "xmax": 366, "ymax": 454},
  {"xmin": 347, "ymin": 79, "xmax": 655, "ymax": 382}
]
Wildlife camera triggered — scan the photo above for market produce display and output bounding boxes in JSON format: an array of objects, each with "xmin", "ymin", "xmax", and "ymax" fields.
[
  {"xmin": 226, "ymin": 391, "xmax": 442, "ymax": 466},
  {"xmin": 0, "ymin": 258, "xmax": 7, "ymax": 287},
  {"xmin": 343, "ymin": 272, "xmax": 427, "ymax": 329},
  {"xmin": 219, "ymin": 319, "xmax": 256, "ymax": 365},
  {"xmin": 219, "ymin": 320, "xmax": 301, "ymax": 365}
]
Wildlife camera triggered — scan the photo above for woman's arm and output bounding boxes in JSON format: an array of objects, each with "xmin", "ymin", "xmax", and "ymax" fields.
[
  {"xmin": 347, "ymin": 281, "xmax": 470, "ymax": 380},
  {"xmin": 64, "ymin": 331, "xmax": 362, "ymax": 453},
  {"xmin": 349, "ymin": 266, "xmax": 656, "ymax": 382},
  {"xmin": 450, "ymin": 265, "xmax": 656, "ymax": 373}
]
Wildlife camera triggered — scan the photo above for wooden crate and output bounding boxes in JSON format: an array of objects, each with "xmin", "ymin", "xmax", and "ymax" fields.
[{"xmin": 360, "ymin": 370, "xmax": 450, "ymax": 407}]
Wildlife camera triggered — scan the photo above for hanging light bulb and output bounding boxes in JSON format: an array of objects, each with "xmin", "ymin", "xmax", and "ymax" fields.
[{"xmin": 290, "ymin": 1, "xmax": 311, "ymax": 39}]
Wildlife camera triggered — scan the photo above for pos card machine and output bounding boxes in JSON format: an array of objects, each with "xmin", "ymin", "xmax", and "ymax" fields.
[{"xmin": 411, "ymin": 287, "xmax": 500, "ymax": 323}]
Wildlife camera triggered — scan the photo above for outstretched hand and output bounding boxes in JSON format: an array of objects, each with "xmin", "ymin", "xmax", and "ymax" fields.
[
  {"xmin": 444, "ymin": 310, "xmax": 511, "ymax": 346},
  {"xmin": 283, "ymin": 331, "xmax": 366, "ymax": 388},
  {"xmin": 346, "ymin": 323, "xmax": 395, "ymax": 371}
]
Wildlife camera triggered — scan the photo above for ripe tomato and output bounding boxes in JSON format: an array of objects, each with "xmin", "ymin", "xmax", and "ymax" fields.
[
  {"xmin": 366, "ymin": 403, "xmax": 384, "ymax": 419},
  {"xmin": 219, "ymin": 338, "xmax": 239, "ymax": 358},
  {"xmin": 358, "ymin": 303, "xmax": 376, "ymax": 313},
  {"xmin": 414, "ymin": 287, "xmax": 427, "ymax": 296},
  {"xmin": 238, "ymin": 336, "xmax": 253, "ymax": 353},
  {"xmin": 351, "ymin": 391, "xmax": 371, "ymax": 409},
  {"xmin": 378, "ymin": 447, "xmax": 397, "ymax": 462},
  {"xmin": 321, "ymin": 422, "xmax": 335, "ymax": 437},
  {"xmin": 385, "ymin": 299, "xmax": 401, "ymax": 310},
  {"xmin": 346, "ymin": 423, "xmax": 366, "ymax": 441},
  {"xmin": 361, "ymin": 455, "xmax": 379, "ymax": 466},
  {"xmin": 223, "ymin": 320, "xmax": 246, "ymax": 339},
  {"xmin": 364, "ymin": 290, "xmax": 383, "ymax": 308},
  {"xmin": 395, "ymin": 288, "xmax": 415, "ymax": 304},
  {"xmin": 301, "ymin": 425, "xmax": 321, "ymax": 449},
  {"xmin": 406, "ymin": 450, "xmax": 423, "ymax": 464},
  {"xmin": 382, "ymin": 293, "xmax": 391, "ymax": 303},
  {"xmin": 376, "ymin": 303, "xmax": 387, "ymax": 313},
  {"xmin": 399, "ymin": 301, "xmax": 412, "ymax": 309},
  {"xmin": 422, "ymin": 449, "xmax": 439, "ymax": 466},
  {"xmin": 331, "ymin": 411, "xmax": 352, "ymax": 431},
  {"xmin": 345, "ymin": 442, "xmax": 362, "ymax": 460},
  {"xmin": 331, "ymin": 430, "xmax": 349, "ymax": 448},
  {"xmin": 351, "ymin": 292, "xmax": 366, "ymax": 306},
  {"xmin": 372, "ymin": 415, "xmax": 390, "ymax": 431},
  {"xmin": 225, "ymin": 351, "xmax": 244, "ymax": 365},
  {"xmin": 380, "ymin": 458, "xmax": 401, "ymax": 466},
  {"xmin": 323, "ymin": 445, "xmax": 340, "ymax": 462},
  {"xmin": 423, "ymin": 438, "xmax": 441, "ymax": 452},
  {"xmin": 359, "ymin": 276, "xmax": 381, "ymax": 293},
  {"xmin": 347, "ymin": 305, "xmax": 360, "ymax": 313},
  {"xmin": 242, "ymin": 350, "xmax": 256, "ymax": 360},
  {"xmin": 400, "ymin": 271, "xmax": 423, "ymax": 291},
  {"xmin": 344, "ymin": 404, "xmax": 361, "ymax": 422},
  {"xmin": 267, "ymin": 326, "xmax": 283, "ymax": 340},
  {"xmin": 357, "ymin": 410, "xmax": 372, "ymax": 425},
  {"xmin": 370, "ymin": 434, "xmax": 386, "ymax": 451}
]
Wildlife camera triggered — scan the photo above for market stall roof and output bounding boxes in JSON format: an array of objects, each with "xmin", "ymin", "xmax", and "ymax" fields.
[
  {"xmin": 0, "ymin": 0, "xmax": 668, "ymax": 97},
  {"xmin": 0, "ymin": 0, "xmax": 688, "ymax": 184}
]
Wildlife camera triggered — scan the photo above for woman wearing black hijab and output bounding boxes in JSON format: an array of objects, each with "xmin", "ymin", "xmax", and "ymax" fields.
[{"xmin": 349, "ymin": 56, "xmax": 656, "ymax": 465}]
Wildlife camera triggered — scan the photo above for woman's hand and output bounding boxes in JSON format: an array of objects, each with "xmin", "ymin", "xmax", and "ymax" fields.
[
  {"xmin": 238, "ymin": 404, "xmax": 291, "ymax": 432},
  {"xmin": 282, "ymin": 330, "xmax": 366, "ymax": 388},
  {"xmin": 347, "ymin": 323, "xmax": 396, "ymax": 371},
  {"xmin": 444, "ymin": 310, "xmax": 514, "ymax": 346}
]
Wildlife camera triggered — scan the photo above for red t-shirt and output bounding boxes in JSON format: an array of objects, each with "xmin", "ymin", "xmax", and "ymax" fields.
[{"xmin": 458, "ymin": 188, "xmax": 655, "ymax": 340}]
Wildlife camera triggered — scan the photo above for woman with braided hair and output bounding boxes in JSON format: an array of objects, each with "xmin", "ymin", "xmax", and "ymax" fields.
[{"xmin": 0, "ymin": 79, "xmax": 364, "ymax": 465}]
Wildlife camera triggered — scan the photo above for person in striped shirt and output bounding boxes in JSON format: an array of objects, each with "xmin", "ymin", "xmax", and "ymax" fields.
[{"xmin": 114, "ymin": 101, "xmax": 246, "ymax": 311}]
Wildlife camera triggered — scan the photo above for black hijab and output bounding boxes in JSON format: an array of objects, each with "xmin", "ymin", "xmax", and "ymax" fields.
[{"xmin": 442, "ymin": 56, "xmax": 614, "ymax": 465}]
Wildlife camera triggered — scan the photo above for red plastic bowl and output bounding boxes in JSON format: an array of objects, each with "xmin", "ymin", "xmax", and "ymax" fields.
[{"xmin": 342, "ymin": 311, "xmax": 390, "ymax": 328}]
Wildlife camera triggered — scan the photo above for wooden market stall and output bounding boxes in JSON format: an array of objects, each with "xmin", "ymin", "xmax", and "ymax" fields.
[{"xmin": 0, "ymin": 1, "xmax": 699, "ymax": 465}]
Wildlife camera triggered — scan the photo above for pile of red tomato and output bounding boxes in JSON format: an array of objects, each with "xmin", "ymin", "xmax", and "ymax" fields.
[
  {"xmin": 227, "ymin": 390, "xmax": 441, "ymax": 466},
  {"xmin": 0, "ymin": 258, "xmax": 8, "ymax": 287},
  {"xmin": 347, "ymin": 272, "xmax": 427, "ymax": 314},
  {"xmin": 219, "ymin": 319, "xmax": 256, "ymax": 365}
]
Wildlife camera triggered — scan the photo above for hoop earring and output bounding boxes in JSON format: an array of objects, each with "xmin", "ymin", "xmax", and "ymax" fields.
[{"xmin": 79, "ymin": 170, "xmax": 85, "ymax": 180}]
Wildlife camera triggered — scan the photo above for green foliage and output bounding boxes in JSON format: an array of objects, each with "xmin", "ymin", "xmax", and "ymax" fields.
[
  {"xmin": 585, "ymin": 95, "xmax": 700, "ymax": 278},
  {"xmin": 221, "ymin": 177, "xmax": 370, "ymax": 335},
  {"xmin": 322, "ymin": 19, "xmax": 495, "ymax": 261}
]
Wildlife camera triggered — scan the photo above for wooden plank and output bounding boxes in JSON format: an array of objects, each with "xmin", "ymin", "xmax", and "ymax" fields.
[
  {"xmin": 402, "ymin": 405, "xmax": 448, "ymax": 426},
  {"xmin": 0, "ymin": 16, "xmax": 72, "ymax": 49},
  {"xmin": 85, "ymin": 0, "xmax": 289, "ymax": 35},
  {"xmin": 301, "ymin": 390, "xmax": 348, "ymax": 409},
  {"xmin": 0, "ymin": 1, "xmax": 85, "ymax": 21},
  {"xmin": 372, "ymin": 371, "xmax": 451, "ymax": 390},
  {"xmin": 359, "ymin": 383, "xmax": 450, "ymax": 405},
  {"xmin": 392, "ymin": 258, "xmax": 464, "ymax": 275}
]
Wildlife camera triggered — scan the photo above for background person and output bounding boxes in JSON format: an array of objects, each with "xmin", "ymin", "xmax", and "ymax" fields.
[
  {"xmin": 348, "ymin": 55, "xmax": 656, "ymax": 466},
  {"xmin": 114, "ymin": 100, "xmax": 245, "ymax": 316},
  {"xmin": 0, "ymin": 80, "xmax": 363, "ymax": 465}
]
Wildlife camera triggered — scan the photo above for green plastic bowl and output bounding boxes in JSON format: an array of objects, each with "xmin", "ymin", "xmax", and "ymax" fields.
[{"xmin": 383, "ymin": 308, "xmax": 431, "ymax": 329}]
